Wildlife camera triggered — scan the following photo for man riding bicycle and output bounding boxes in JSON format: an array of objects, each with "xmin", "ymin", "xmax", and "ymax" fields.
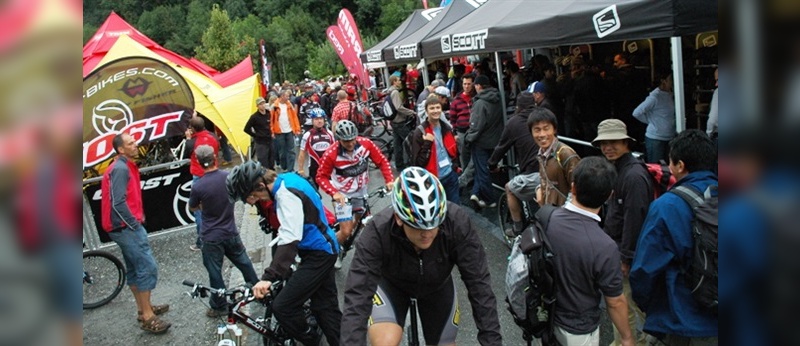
[
  {"xmin": 340, "ymin": 167, "xmax": 503, "ymax": 345},
  {"xmin": 226, "ymin": 161, "xmax": 341, "ymax": 346},
  {"xmin": 297, "ymin": 108, "xmax": 335, "ymax": 183},
  {"xmin": 316, "ymin": 120, "xmax": 394, "ymax": 265}
]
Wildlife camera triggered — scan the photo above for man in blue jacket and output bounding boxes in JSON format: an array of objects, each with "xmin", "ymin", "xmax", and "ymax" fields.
[{"xmin": 630, "ymin": 129, "xmax": 718, "ymax": 345}]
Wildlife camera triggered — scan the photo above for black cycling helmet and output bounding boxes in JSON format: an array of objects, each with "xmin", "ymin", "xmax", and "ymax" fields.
[
  {"xmin": 335, "ymin": 119, "xmax": 358, "ymax": 141},
  {"xmin": 226, "ymin": 160, "xmax": 265, "ymax": 203}
]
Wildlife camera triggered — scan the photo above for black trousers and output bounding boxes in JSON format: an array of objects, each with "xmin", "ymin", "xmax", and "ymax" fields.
[{"xmin": 272, "ymin": 250, "xmax": 341, "ymax": 346}]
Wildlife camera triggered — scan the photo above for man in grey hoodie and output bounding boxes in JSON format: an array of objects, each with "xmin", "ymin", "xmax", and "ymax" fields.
[{"xmin": 465, "ymin": 74, "xmax": 504, "ymax": 208}]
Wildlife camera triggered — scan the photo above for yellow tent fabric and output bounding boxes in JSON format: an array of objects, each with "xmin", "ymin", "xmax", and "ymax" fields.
[{"xmin": 92, "ymin": 34, "xmax": 259, "ymax": 158}]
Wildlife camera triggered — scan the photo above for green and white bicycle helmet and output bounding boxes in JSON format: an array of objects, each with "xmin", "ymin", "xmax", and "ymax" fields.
[{"xmin": 391, "ymin": 167, "xmax": 447, "ymax": 230}]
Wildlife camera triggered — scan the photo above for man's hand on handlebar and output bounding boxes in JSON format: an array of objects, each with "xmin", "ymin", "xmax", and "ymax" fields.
[
  {"xmin": 252, "ymin": 280, "xmax": 272, "ymax": 299},
  {"xmin": 385, "ymin": 181, "xmax": 394, "ymax": 193}
]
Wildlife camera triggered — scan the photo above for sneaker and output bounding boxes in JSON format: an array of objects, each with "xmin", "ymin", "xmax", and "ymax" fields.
[
  {"xmin": 486, "ymin": 201, "xmax": 497, "ymax": 208},
  {"xmin": 189, "ymin": 245, "xmax": 201, "ymax": 252},
  {"xmin": 206, "ymin": 308, "xmax": 226, "ymax": 318}
]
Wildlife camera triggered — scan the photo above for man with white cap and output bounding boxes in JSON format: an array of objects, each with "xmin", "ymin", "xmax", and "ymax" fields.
[{"xmin": 592, "ymin": 119, "xmax": 653, "ymax": 346}]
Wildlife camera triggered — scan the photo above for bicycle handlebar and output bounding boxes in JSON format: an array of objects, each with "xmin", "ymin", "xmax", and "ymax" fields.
[{"xmin": 183, "ymin": 280, "xmax": 282, "ymax": 300}]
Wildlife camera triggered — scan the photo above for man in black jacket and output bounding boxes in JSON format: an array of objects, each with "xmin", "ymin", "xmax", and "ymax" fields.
[
  {"xmin": 341, "ymin": 167, "xmax": 502, "ymax": 345},
  {"xmin": 465, "ymin": 74, "xmax": 504, "ymax": 208},
  {"xmin": 488, "ymin": 92, "xmax": 539, "ymax": 236},
  {"xmin": 592, "ymin": 119, "xmax": 653, "ymax": 345},
  {"xmin": 243, "ymin": 97, "xmax": 274, "ymax": 169}
]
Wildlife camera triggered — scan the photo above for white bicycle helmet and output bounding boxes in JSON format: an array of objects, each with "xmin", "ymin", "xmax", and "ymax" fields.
[
  {"xmin": 391, "ymin": 167, "xmax": 447, "ymax": 230},
  {"xmin": 335, "ymin": 119, "xmax": 358, "ymax": 141}
]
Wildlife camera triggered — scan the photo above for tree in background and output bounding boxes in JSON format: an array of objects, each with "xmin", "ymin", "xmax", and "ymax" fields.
[
  {"xmin": 264, "ymin": 5, "xmax": 319, "ymax": 82},
  {"xmin": 167, "ymin": 0, "xmax": 212, "ymax": 57},
  {"xmin": 196, "ymin": 5, "xmax": 248, "ymax": 71},
  {"xmin": 137, "ymin": 5, "xmax": 184, "ymax": 47}
]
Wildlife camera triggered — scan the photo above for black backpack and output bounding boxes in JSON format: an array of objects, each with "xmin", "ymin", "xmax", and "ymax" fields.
[
  {"xmin": 506, "ymin": 205, "xmax": 558, "ymax": 345},
  {"xmin": 381, "ymin": 91, "xmax": 399, "ymax": 121},
  {"xmin": 671, "ymin": 184, "xmax": 718, "ymax": 314},
  {"xmin": 402, "ymin": 124, "xmax": 426, "ymax": 167}
]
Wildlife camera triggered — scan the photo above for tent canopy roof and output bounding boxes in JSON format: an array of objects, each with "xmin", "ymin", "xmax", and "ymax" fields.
[
  {"xmin": 420, "ymin": 0, "xmax": 717, "ymax": 60},
  {"xmin": 360, "ymin": 8, "xmax": 442, "ymax": 64}
]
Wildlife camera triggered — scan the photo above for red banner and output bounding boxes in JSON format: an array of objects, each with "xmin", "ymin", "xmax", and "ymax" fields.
[
  {"xmin": 337, "ymin": 9, "xmax": 369, "ymax": 89},
  {"xmin": 326, "ymin": 25, "xmax": 364, "ymax": 87}
]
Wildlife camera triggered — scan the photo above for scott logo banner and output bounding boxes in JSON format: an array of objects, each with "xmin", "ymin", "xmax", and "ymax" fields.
[
  {"xmin": 441, "ymin": 29, "xmax": 488, "ymax": 53},
  {"xmin": 83, "ymin": 57, "xmax": 193, "ymax": 168}
]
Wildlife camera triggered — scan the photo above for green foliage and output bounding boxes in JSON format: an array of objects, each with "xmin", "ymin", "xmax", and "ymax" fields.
[
  {"xmin": 195, "ymin": 5, "xmax": 244, "ymax": 71},
  {"xmin": 83, "ymin": 0, "xmax": 427, "ymax": 81},
  {"xmin": 307, "ymin": 41, "xmax": 345, "ymax": 78},
  {"xmin": 224, "ymin": 0, "xmax": 249, "ymax": 20},
  {"xmin": 137, "ymin": 5, "xmax": 184, "ymax": 46},
  {"xmin": 165, "ymin": 0, "xmax": 212, "ymax": 57}
]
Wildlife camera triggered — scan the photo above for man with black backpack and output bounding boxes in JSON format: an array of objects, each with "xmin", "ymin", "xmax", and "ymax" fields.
[
  {"xmin": 631, "ymin": 129, "xmax": 718, "ymax": 345},
  {"xmin": 544, "ymin": 157, "xmax": 635, "ymax": 345}
]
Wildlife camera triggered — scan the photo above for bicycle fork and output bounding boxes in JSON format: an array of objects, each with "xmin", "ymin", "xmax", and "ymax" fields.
[
  {"xmin": 408, "ymin": 298, "xmax": 419, "ymax": 346},
  {"xmin": 216, "ymin": 323, "xmax": 242, "ymax": 346}
]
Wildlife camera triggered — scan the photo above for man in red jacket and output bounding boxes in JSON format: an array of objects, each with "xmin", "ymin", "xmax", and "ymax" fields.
[
  {"xmin": 101, "ymin": 133, "xmax": 171, "ymax": 334},
  {"xmin": 185, "ymin": 116, "xmax": 220, "ymax": 251},
  {"xmin": 450, "ymin": 73, "xmax": 476, "ymax": 187}
]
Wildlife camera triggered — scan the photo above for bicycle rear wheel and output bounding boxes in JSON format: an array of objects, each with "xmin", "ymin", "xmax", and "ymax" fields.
[{"xmin": 83, "ymin": 250, "xmax": 126, "ymax": 309}]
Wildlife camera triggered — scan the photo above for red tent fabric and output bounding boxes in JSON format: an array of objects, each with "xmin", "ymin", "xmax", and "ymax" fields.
[
  {"xmin": 212, "ymin": 56, "xmax": 254, "ymax": 88},
  {"xmin": 190, "ymin": 57, "xmax": 220, "ymax": 75},
  {"xmin": 83, "ymin": 12, "xmax": 217, "ymax": 78}
]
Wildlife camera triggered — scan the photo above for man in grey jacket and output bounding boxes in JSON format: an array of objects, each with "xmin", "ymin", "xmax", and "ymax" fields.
[
  {"xmin": 388, "ymin": 75, "xmax": 417, "ymax": 171},
  {"xmin": 465, "ymin": 74, "xmax": 504, "ymax": 208}
]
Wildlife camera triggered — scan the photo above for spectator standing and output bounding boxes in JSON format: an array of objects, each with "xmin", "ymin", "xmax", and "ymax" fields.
[
  {"xmin": 387, "ymin": 75, "xmax": 417, "ymax": 171},
  {"xmin": 546, "ymin": 157, "xmax": 634, "ymax": 346},
  {"xmin": 452, "ymin": 73, "xmax": 476, "ymax": 187},
  {"xmin": 607, "ymin": 52, "xmax": 649, "ymax": 143},
  {"xmin": 330, "ymin": 90, "xmax": 353, "ymax": 133},
  {"xmin": 633, "ymin": 71, "xmax": 676, "ymax": 163},
  {"xmin": 244, "ymin": 97, "xmax": 274, "ymax": 170},
  {"xmin": 297, "ymin": 108, "xmax": 335, "ymax": 181},
  {"xmin": 630, "ymin": 130, "xmax": 718, "ymax": 345},
  {"xmin": 706, "ymin": 68, "xmax": 719, "ymax": 143},
  {"xmin": 188, "ymin": 145, "xmax": 260, "ymax": 317},
  {"xmin": 592, "ymin": 119, "xmax": 654, "ymax": 345},
  {"xmin": 100, "ymin": 133, "xmax": 171, "ymax": 334},
  {"xmin": 465, "ymin": 74, "xmax": 503, "ymax": 208},
  {"xmin": 271, "ymin": 90, "xmax": 302, "ymax": 172},
  {"xmin": 408, "ymin": 95, "xmax": 461, "ymax": 204},
  {"xmin": 185, "ymin": 116, "xmax": 220, "ymax": 251}
]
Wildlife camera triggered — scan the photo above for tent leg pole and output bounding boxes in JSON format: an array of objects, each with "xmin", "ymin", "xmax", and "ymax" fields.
[
  {"xmin": 670, "ymin": 36, "xmax": 686, "ymax": 133},
  {"xmin": 421, "ymin": 58, "xmax": 430, "ymax": 86}
]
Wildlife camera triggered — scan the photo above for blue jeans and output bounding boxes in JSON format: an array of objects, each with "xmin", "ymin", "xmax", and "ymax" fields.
[
  {"xmin": 645, "ymin": 137, "xmax": 670, "ymax": 164},
  {"xmin": 439, "ymin": 170, "xmax": 460, "ymax": 205},
  {"xmin": 201, "ymin": 235, "xmax": 260, "ymax": 310},
  {"xmin": 471, "ymin": 147, "xmax": 496, "ymax": 202},
  {"xmin": 274, "ymin": 133, "xmax": 296, "ymax": 171},
  {"xmin": 220, "ymin": 135, "xmax": 232, "ymax": 162},
  {"xmin": 107, "ymin": 224, "xmax": 159, "ymax": 291},
  {"xmin": 192, "ymin": 175, "xmax": 202, "ymax": 248}
]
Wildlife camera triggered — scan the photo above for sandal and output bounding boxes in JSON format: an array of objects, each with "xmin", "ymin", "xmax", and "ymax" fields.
[
  {"xmin": 140, "ymin": 315, "xmax": 172, "ymax": 334},
  {"xmin": 137, "ymin": 304, "xmax": 170, "ymax": 322}
]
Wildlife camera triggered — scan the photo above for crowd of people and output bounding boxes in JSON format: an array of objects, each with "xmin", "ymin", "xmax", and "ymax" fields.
[{"xmin": 97, "ymin": 50, "xmax": 718, "ymax": 345}]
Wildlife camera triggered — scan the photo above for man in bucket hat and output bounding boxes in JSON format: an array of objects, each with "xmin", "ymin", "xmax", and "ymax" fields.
[{"xmin": 593, "ymin": 119, "xmax": 653, "ymax": 345}]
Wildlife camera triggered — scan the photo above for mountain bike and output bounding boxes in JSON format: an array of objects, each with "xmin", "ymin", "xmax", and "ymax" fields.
[
  {"xmin": 494, "ymin": 164, "xmax": 540, "ymax": 249},
  {"xmin": 83, "ymin": 250, "xmax": 126, "ymax": 309},
  {"xmin": 336, "ymin": 186, "xmax": 390, "ymax": 267},
  {"xmin": 183, "ymin": 280, "xmax": 316, "ymax": 346},
  {"xmin": 369, "ymin": 137, "xmax": 394, "ymax": 169}
]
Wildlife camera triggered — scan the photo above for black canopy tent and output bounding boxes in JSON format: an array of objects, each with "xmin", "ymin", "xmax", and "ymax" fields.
[
  {"xmin": 420, "ymin": 0, "xmax": 717, "ymax": 59},
  {"xmin": 382, "ymin": 0, "xmax": 488, "ymax": 72},
  {"xmin": 360, "ymin": 7, "xmax": 443, "ymax": 69},
  {"xmin": 417, "ymin": 0, "xmax": 717, "ymax": 135}
]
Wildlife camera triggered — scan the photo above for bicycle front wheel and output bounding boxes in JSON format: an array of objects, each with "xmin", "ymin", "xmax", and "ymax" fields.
[
  {"xmin": 496, "ymin": 195, "xmax": 515, "ymax": 249},
  {"xmin": 83, "ymin": 250, "xmax": 126, "ymax": 309}
]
